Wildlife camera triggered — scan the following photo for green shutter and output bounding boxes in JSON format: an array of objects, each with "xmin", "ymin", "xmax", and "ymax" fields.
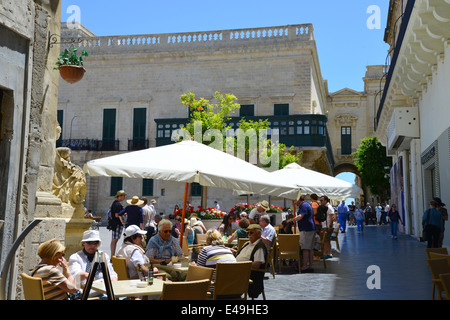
[
  {"xmin": 110, "ymin": 177, "xmax": 123, "ymax": 196},
  {"xmin": 142, "ymin": 178, "xmax": 154, "ymax": 196},
  {"xmin": 274, "ymin": 104, "xmax": 289, "ymax": 116},
  {"xmin": 341, "ymin": 126, "xmax": 352, "ymax": 155},
  {"xmin": 191, "ymin": 182, "xmax": 202, "ymax": 197},
  {"xmin": 133, "ymin": 108, "xmax": 146, "ymax": 140},
  {"xmin": 103, "ymin": 109, "xmax": 116, "ymax": 140},
  {"xmin": 240, "ymin": 104, "xmax": 255, "ymax": 117}
]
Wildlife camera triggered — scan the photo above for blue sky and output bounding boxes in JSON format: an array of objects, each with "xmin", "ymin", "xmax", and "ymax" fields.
[{"xmin": 61, "ymin": 0, "xmax": 390, "ymax": 93}]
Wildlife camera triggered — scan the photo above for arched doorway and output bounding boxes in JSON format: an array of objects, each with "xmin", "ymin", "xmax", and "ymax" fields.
[{"xmin": 333, "ymin": 163, "xmax": 367, "ymax": 206}]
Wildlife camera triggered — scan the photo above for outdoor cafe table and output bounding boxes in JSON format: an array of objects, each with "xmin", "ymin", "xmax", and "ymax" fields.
[{"xmin": 90, "ymin": 279, "xmax": 164, "ymax": 299}]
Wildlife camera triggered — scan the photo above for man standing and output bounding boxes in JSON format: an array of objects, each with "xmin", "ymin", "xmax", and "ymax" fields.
[
  {"xmin": 141, "ymin": 198, "xmax": 152, "ymax": 232},
  {"xmin": 149, "ymin": 199, "xmax": 157, "ymax": 226},
  {"xmin": 236, "ymin": 224, "xmax": 267, "ymax": 299},
  {"xmin": 337, "ymin": 200, "xmax": 349, "ymax": 233},
  {"xmin": 249, "ymin": 200, "xmax": 269, "ymax": 224},
  {"xmin": 383, "ymin": 202, "xmax": 390, "ymax": 225},
  {"xmin": 109, "ymin": 190, "xmax": 126, "ymax": 257},
  {"xmin": 320, "ymin": 195, "xmax": 335, "ymax": 258},
  {"xmin": 288, "ymin": 195, "xmax": 316, "ymax": 272},
  {"xmin": 348, "ymin": 201, "xmax": 356, "ymax": 226},
  {"xmin": 119, "ymin": 196, "xmax": 144, "ymax": 229}
]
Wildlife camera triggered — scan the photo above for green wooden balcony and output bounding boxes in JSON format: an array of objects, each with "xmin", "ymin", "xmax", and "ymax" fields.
[{"xmin": 155, "ymin": 114, "xmax": 335, "ymax": 167}]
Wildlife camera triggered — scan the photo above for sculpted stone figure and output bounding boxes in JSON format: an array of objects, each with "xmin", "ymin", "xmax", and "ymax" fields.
[{"xmin": 52, "ymin": 147, "xmax": 87, "ymax": 206}]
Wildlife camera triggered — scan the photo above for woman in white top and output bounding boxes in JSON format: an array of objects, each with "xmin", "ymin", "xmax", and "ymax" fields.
[{"xmin": 117, "ymin": 225, "xmax": 158, "ymax": 279}]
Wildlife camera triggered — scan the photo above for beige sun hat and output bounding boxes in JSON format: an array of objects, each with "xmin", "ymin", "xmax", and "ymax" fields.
[
  {"xmin": 127, "ymin": 196, "xmax": 144, "ymax": 206},
  {"xmin": 115, "ymin": 190, "xmax": 127, "ymax": 198},
  {"xmin": 259, "ymin": 200, "xmax": 269, "ymax": 211}
]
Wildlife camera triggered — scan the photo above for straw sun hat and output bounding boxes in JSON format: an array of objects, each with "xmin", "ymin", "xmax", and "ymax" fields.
[{"xmin": 127, "ymin": 196, "xmax": 144, "ymax": 206}]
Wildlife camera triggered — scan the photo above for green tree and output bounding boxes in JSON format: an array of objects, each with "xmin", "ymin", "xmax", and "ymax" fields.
[
  {"xmin": 178, "ymin": 91, "xmax": 300, "ymax": 169},
  {"xmin": 353, "ymin": 136, "xmax": 392, "ymax": 200}
]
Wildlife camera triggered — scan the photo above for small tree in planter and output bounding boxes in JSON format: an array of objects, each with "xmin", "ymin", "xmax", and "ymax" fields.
[{"xmin": 54, "ymin": 48, "xmax": 88, "ymax": 84}]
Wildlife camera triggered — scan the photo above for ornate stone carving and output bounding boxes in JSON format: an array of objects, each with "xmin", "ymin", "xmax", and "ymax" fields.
[
  {"xmin": 334, "ymin": 114, "xmax": 358, "ymax": 126},
  {"xmin": 52, "ymin": 147, "xmax": 87, "ymax": 206}
]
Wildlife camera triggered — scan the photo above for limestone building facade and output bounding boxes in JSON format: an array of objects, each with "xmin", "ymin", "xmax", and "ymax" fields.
[
  {"xmin": 375, "ymin": 0, "xmax": 450, "ymax": 245},
  {"xmin": 58, "ymin": 22, "xmax": 384, "ymax": 219},
  {"xmin": 0, "ymin": 0, "xmax": 69, "ymax": 300}
]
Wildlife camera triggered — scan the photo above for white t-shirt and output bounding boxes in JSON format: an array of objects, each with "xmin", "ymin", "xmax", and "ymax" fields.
[
  {"xmin": 322, "ymin": 203, "xmax": 335, "ymax": 228},
  {"xmin": 236, "ymin": 239, "xmax": 265, "ymax": 263}
]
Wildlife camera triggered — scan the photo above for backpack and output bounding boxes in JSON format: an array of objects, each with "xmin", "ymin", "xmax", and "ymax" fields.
[{"xmin": 316, "ymin": 204, "xmax": 328, "ymax": 223}]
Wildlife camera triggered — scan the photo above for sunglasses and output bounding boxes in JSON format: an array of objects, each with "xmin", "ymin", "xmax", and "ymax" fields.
[
  {"xmin": 161, "ymin": 230, "xmax": 172, "ymax": 234},
  {"xmin": 86, "ymin": 241, "xmax": 100, "ymax": 245},
  {"xmin": 247, "ymin": 231, "xmax": 255, "ymax": 235}
]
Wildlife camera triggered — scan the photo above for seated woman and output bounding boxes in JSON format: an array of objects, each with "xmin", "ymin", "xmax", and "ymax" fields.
[
  {"xmin": 31, "ymin": 238, "xmax": 78, "ymax": 300},
  {"xmin": 195, "ymin": 228, "xmax": 236, "ymax": 291},
  {"xmin": 219, "ymin": 213, "xmax": 238, "ymax": 236},
  {"xmin": 117, "ymin": 225, "xmax": 158, "ymax": 279},
  {"xmin": 227, "ymin": 218, "xmax": 249, "ymax": 245}
]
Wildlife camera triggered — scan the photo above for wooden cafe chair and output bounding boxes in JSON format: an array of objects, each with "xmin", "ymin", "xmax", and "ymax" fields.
[
  {"xmin": 425, "ymin": 247, "xmax": 448, "ymax": 259},
  {"xmin": 277, "ymin": 234, "xmax": 301, "ymax": 273},
  {"xmin": 185, "ymin": 264, "xmax": 214, "ymax": 282},
  {"xmin": 210, "ymin": 261, "xmax": 252, "ymax": 300},
  {"xmin": 111, "ymin": 256, "xmax": 130, "ymax": 280},
  {"xmin": 427, "ymin": 258, "xmax": 450, "ymax": 300},
  {"xmin": 160, "ymin": 279, "xmax": 211, "ymax": 300},
  {"xmin": 21, "ymin": 273, "xmax": 44, "ymax": 300}
]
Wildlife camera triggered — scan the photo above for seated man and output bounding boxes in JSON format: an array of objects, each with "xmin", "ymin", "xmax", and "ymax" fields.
[
  {"xmin": 69, "ymin": 230, "xmax": 117, "ymax": 298},
  {"xmin": 145, "ymin": 219, "xmax": 185, "ymax": 280},
  {"xmin": 235, "ymin": 224, "xmax": 267, "ymax": 299},
  {"xmin": 259, "ymin": 214, "xmax": 276, "ymax": 248}
]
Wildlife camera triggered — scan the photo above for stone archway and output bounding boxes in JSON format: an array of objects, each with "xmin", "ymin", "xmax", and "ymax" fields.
[
  {"xmin": 334, "ymin": 162, "xmax": 374, "ymax": 205},
  {"xmin": 333, "ymin": 162, "xmax": 360, "ymax": 177}
]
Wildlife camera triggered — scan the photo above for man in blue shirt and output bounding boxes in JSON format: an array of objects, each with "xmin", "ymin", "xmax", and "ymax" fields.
[
  {"xmin": 288, "ymin": 195, "xmax": 316, "ymax": 272},
  {"xmin": 337, "ymin": 200, "xmax": 349, "ymax": 233}
]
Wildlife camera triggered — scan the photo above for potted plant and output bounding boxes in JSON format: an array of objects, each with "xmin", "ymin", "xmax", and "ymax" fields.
[{"xmin": 54, "ymin": 48, "xmax": 88, "ymax": 84}]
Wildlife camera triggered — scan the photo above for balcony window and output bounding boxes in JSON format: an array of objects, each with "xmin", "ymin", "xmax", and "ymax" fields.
[
  {"xmin": 274, "ymin": 103, "xmax": 289, "ymax": 116},
  {"xmin": 240, "ymin": 104, "xmax": 254, "ymax": 117},
  {"xmin": 341, "ymin": 126, "xmax": 352, "ymax": 155}
]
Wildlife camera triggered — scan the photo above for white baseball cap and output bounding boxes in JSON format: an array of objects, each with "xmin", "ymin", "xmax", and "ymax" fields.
[{"xmin": 124, "ymin": 225, "xmax": 147, "ymax": 238}]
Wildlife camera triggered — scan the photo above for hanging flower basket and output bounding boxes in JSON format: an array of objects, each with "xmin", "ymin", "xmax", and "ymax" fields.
[
  {"xmin": 58, "ymin": 65, "xmax": 86, "ymax": 84},
  {"xmin": 54, "ymin": 48, "xmax": 88, "ymax": 84}
]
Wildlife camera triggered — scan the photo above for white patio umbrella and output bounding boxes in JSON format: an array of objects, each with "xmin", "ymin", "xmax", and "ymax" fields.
[
  {"xmin": 269, "ymin": 162, "xmax": 363, "ymax": 201},
  {"xmin": 83, "ymin": 140, "xmax": 301, "ymax": 243}
]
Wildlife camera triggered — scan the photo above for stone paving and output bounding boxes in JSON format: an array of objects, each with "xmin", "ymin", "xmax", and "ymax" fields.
[{"xmin": 98, "ymin": 223, "xmax": 432, "ymax": 300}]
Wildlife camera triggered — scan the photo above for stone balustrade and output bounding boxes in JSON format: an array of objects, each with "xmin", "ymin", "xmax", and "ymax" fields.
[{"xmin": 63, "ymin": 24, "xmax": 314, "ymax": 53}]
